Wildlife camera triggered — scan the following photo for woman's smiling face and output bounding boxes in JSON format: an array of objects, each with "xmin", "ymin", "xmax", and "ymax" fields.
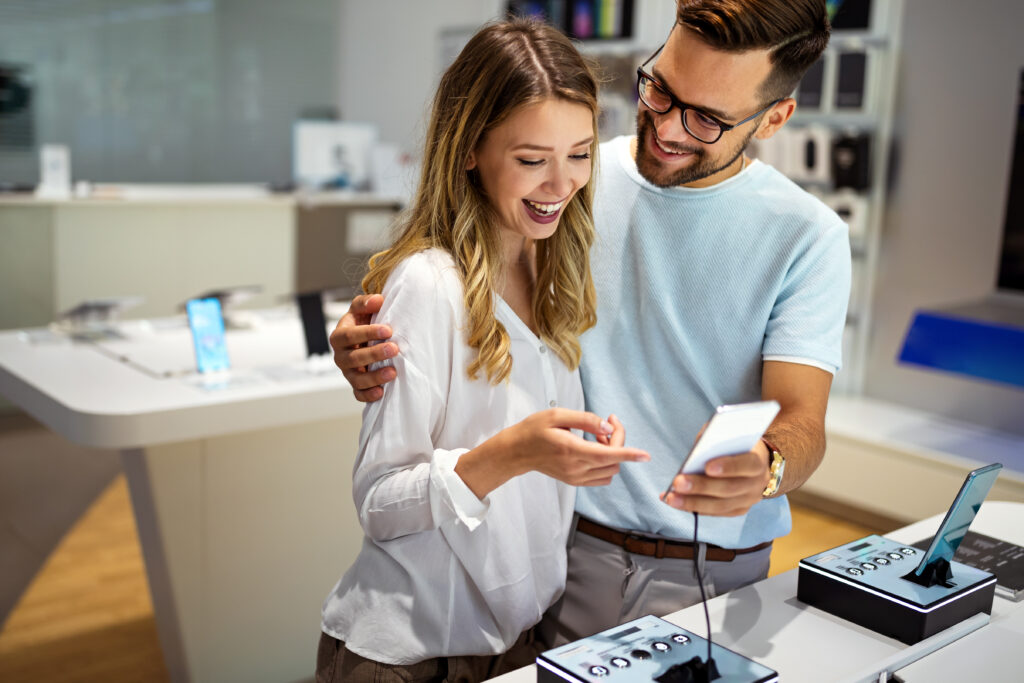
[{"xmin": 468, "ymin": 97, "xmax": 594, "ymax": 248}]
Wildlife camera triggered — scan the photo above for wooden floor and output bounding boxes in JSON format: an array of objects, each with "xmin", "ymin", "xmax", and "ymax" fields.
[{"xmin": 0, "ymin": 475, "xmax": 874, "ymax": 682}]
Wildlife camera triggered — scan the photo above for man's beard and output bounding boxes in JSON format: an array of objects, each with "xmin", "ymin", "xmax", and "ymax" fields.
[{"xmin": 634, "ymin": 111, "xmax": 754, "ymax": 188}]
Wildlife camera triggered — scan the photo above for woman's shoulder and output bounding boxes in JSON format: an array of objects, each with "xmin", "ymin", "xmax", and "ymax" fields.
[
  {"xmin": 384, "ymin": 248, "xmax": 461, "ymax": 295},
  {"xmin": 377, "ymin": 248, "xmax": 463, "ymax": 322}
]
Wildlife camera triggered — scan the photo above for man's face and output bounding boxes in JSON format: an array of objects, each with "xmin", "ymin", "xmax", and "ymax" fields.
[{"xmin": 634, "ymin": 26, "xmax": 776, "ymax": 189}]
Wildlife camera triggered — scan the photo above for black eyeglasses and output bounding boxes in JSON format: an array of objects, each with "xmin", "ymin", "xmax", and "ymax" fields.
[{"xmin": 636, "ymin": 44, "xmax": 780, "ymax": 145}]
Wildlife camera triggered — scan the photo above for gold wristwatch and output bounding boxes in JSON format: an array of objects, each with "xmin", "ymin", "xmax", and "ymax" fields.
[{"xmin": 761, "ymin": 438, "xmax": 785, "ymax": 497}]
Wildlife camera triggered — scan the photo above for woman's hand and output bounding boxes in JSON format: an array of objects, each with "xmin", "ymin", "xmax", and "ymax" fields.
[{"xmin": 456, "ymin": 409, "xmax": 649, "ymax": 498}]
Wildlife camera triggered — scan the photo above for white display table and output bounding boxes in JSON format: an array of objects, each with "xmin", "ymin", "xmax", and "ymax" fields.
[
  {"xmin": 0, "ymin": 307, "xmax": 365, "ymax": 683},
  {"xmin": 489, "ymin": 501, "xmax": 1024, "ymax": 682}
]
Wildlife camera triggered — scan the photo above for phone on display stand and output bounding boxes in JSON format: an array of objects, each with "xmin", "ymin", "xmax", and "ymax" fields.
[
  {"xmin": 908, "ymin": 462, "xmax": 1002, "ymax": 585},
  {"xmin": 186, "ymin": 297, "xmax": 231, "ymax": 374},
  {"xmin": 296, "ymin": 291, "xmax": 331, "ymax": 357},
  {"xmin": 664, "ymin": 400, "xmax": 781, "ymax": 496}
]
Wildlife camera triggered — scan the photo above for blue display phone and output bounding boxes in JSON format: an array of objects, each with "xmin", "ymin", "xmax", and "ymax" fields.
[
  {"xmin": 910, "ymin": 462, "xmax": 1002, "ymax": 584},
  {"xmin": 186, "ymin": 297, "xmax": 231, "ymax": 373}
]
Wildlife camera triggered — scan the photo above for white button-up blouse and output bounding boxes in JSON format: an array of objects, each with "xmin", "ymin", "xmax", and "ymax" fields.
[{"xmin": 320, "ymin": 248, "xmax": 581, "ymax": 664}]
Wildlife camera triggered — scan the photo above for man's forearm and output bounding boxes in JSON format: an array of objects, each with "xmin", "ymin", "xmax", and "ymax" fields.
[{"xmin": 762, "ymin": 410, "xmax": 826, "ymax": 496}]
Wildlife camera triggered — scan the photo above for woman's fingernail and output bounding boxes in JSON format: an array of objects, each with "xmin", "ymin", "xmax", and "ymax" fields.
[{"xmin": 599, "ymin": 420, "xmax": 612, "ymax": 434}]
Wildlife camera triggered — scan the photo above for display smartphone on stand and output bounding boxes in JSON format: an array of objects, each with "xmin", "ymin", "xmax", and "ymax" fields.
[
  {"xmin": 798, "ymin": 463, "xmax": 1002, "ymax": 644},
  {"xmin": 296, "ymin": 291, "xmax": 330, "ymax": 357},
  {"xmin": 906, "ymin": 462, "xmax": 1003, "ymax": 586},
  {"xmin": 185, "ymin": 297, "xmax": 230, "ymax": 374},
  {"xmin": 665, "ymin": 400, "xmax": 781, "ymax": 496}
]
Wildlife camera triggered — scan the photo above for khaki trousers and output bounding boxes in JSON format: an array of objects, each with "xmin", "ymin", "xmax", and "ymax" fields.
[{"xmin": 538, "ymin": 519, "xmax": 772, "ymax": 648}]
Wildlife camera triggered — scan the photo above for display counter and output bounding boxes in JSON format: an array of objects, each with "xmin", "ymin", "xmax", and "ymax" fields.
[
  {"xmin": 0, "ymin": 190, "xmax": 402, "ymax": 331},
  {"xmin": 489, "ymin": 501, "xmax": 1024, "ymax": 682},
  {"xmin": 0, "ymin": 304, "xmax": 365, "ymax": 683}
]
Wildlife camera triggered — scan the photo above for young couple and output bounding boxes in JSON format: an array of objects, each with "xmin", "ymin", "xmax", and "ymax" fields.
[{"xmin": 318, "ymin": 2, "xmax": 850, "ymax": 682}]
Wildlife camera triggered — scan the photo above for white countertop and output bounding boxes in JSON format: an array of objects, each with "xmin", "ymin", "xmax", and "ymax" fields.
[
  {"xmin": 826, "ymin": 394, "xmax": 1024, "ymax": 479},
  {"xmin": 490, "ymin": 501, "xmax": 1024, "ymax": 682},
  {"xmin": 0, "ymin": 306, "xmax": 361, "ymax": 449}
]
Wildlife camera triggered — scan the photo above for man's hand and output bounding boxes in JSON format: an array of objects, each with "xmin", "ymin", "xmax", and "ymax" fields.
[
  {"xmin": 329, "ymin": 294, "xmax": 397, "ymax": 402},
  {"xmin": 660, "ymin": 442, "xmax": 771, "ymax": 517}
]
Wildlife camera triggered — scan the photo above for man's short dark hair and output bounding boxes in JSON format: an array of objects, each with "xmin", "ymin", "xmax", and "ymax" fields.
[{"xmin": 676, "ymin": 0, "xmax": 831, "ymax": 103}]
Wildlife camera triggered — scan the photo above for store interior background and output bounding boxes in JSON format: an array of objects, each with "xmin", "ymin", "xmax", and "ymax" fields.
[{"xmin": 1, "ymin": 0, "xmax": 1023, "ymax": 674}]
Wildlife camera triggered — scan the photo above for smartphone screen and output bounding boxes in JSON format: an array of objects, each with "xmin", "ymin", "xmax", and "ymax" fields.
[
  {"xmin": 665, "ymin": 400, "xmax": 781, "ymax": 495},
  {"xmin": 911, "ymin": 463, "xmax": 1003, "ymax": 579},
  {"xmin": 296, "ymin": 291, "xmax": 330, "ymax": 357},
  {"xmin": 186, "ymin": 297, "xmax": 230, "ymax": 373}
]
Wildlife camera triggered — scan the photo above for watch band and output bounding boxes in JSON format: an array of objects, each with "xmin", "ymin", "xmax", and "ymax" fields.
[{"xmin": 761, "ymin": 437, "xmax": 785, "ymax": 497}]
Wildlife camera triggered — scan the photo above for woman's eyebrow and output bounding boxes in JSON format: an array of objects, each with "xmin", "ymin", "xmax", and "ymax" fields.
[{"xmin": 511, "ymin": 137, "xmax": 595, "ymax": 152}]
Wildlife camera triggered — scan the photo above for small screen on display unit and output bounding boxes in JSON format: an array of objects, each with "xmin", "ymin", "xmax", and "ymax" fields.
[
  {"xmin": 848, "ymin": 542, "xmax": 872, "ymax": 552},
  {"xmin": 997, "ymin": 70, "xmax": 1024, "ymax": 293},
  {"xmin": 608, "ymin": 626, "xmax": 641, "ymax": 639}
]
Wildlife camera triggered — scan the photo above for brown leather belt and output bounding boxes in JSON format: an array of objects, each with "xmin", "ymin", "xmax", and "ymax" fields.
[{"xmin": 576, "ymin": 517, "xmax": 773, "ymax": 562}]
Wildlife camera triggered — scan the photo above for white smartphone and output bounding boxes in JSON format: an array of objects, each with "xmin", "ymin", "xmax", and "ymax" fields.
[{"xmin": 664, "ymin": 400, "xmax": 781, "ymax": 496}]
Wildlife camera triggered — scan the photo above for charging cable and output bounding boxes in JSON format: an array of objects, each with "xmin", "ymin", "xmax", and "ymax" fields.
[{"xmin": 693, "ymin": 513, "xmax": 716, "ymax": 678}]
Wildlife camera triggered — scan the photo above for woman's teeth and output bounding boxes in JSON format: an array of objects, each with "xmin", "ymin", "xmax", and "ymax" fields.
[{"xmin": 525, "ymin": 199, "xmax": 563, "ymax": 216}]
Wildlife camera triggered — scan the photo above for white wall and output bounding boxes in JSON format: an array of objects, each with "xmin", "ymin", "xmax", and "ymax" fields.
[
  {"xmin": 864, "ymin": 0, "xmax": 1024, "ymax": 434},
  {"xmin": 0, "ymin": 0, "xmax": 338, "ymax": 185},
  {"xmin": 336, "ymin": 0, "xmax": 505, "ymax": 155}
]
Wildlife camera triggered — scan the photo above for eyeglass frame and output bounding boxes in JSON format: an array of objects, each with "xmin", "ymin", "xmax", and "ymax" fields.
[{"xmin": 636, "ymin": 43, "xmax": 782, "ymax": 145}]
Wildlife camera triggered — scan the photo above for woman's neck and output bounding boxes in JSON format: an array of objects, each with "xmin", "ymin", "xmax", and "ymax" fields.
[{"xmin": 498, "ymin": 235, "xmax": 539, "ymax": 335}]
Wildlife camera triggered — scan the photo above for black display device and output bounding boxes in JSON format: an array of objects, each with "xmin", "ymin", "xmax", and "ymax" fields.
[
  {"xmin": 796, "ymin": 57, "xmax": 825, "ymax": 110},
  {"xmin": 831, "ymin": 132, "xmax": 871, "ymax": 191},
  {"xmin": 827, "ymin": 0, "xmax": 873, "ymax": 31},
  {"xmin": 296, "ymin": 291, "xmax": 330, "ymax": 357},
  {"xmin": 835, "ymin": 51, "xmax": 867, "ymax": 110}
]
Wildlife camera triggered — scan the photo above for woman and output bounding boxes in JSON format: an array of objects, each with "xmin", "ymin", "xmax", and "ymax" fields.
[{"xmin": 316, "ymin": 18, "xmax": 648, "ymax": 683}]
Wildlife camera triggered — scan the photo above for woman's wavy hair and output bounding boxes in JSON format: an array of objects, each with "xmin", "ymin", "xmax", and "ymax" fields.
[{"xmin": 362, "ymin": 18, "xmax": 599, "ymax": 384}]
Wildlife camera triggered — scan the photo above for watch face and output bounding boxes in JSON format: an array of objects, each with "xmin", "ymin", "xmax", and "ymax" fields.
[{"xmin": 763, "ymin": 452, "xmax": 784, "ymax": 497}]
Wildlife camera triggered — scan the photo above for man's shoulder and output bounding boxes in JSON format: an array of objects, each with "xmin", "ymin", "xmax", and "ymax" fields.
[{"xmin": 748, "ymin": 162, "xmax": 847, "ymax": 233}]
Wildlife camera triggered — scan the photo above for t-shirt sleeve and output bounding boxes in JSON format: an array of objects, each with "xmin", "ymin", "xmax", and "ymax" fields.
[{"xmin": 762, "ymin": 217, "xmax": 851, "ymax": 371}]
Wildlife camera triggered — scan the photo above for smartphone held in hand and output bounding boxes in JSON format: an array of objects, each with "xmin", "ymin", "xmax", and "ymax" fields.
[{"xmin": 664, "ymin": 400, "xmax": 781, "ymax": 496}]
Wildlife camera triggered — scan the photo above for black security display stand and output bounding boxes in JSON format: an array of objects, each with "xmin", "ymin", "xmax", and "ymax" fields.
[
  {"xmin": 654, "ymin": 656, "xmax": 720, "ymax": 683},
  {"xmin": 902, "ymin": 557, "xmax": 953, "ymax": 588},
  {"xmin": 798, "ymin": 463, "xmax": 1002, "ymax": 645}
]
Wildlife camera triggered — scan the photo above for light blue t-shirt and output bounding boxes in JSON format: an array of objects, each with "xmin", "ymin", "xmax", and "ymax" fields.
[{"xmin": 575, "ymin": 135, "xmax": 851, "ymax": 548}]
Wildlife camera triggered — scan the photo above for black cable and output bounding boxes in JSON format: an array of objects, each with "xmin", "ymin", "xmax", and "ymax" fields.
[{"xmin": 693, "ymin": 512, "xmax": 713, "ymax": 672}]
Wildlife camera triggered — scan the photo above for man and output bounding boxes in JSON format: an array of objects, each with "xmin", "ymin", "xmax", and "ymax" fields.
[{"xmin": 330, "ymin": 0, "xmax": 849, "ymax": 646}]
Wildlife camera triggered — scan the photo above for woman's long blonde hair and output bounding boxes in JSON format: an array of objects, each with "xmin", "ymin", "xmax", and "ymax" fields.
[{"xmin": 362, "ymin": 18, "xmax": 599, "ymax": 384}]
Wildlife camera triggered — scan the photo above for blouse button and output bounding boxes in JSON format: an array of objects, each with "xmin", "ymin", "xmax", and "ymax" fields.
[
  {"xmin": 539, "ymin": 345, "xmax": 547, "ymax": 353},
  {"xmin": 549, "ymin": 400, "xmax": 557, "ymax": 408}
]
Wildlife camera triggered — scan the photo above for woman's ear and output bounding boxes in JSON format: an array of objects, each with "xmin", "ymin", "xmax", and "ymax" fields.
[{"xmin": 466, "ymin": 152, "xmax": 477, "ymax": 171}]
